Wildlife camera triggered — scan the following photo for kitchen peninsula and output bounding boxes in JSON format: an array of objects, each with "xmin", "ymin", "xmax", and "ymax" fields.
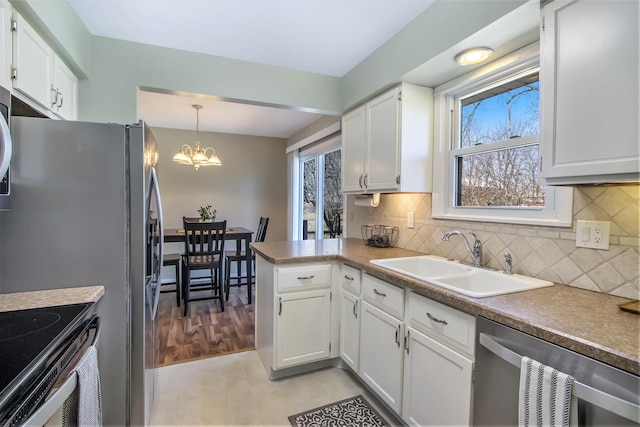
[{"xmin": 251, "ymin": 238, "xmax": 639, "ymax": 375}]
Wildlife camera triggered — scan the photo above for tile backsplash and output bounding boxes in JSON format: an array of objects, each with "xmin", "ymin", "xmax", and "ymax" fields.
[{"xmin": 351, "ymin": 185, "xmax": 639, "ymax": 300}]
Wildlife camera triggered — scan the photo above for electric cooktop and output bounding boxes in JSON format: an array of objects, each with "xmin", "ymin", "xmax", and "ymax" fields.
[{"xmin": 0, "ymin": 303, "xmax": 92, "ymax": 418}]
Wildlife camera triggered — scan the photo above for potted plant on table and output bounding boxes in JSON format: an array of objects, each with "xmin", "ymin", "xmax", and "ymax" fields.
[{"xmin": 198, "ymin": 204, "xmax": 216, "ymax": 222}]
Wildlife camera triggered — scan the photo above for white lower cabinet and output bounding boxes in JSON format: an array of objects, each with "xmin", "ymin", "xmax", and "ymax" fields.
[
  {"xmin": 352, "ymin": 273, "xmax": 475, "ymax": 426},
  {"xmin": 275, "ymin": 288, "xmax": 331, "ymax": 369},
  {"xmin": 340, "ymin": 289, "xmax": 360, "ymax": 371},
  {"xmin": 339, "ymin": 264, "xmax": 362, "ymax": 371},
  {"xmin": 255, "ymin": 258, "xmax": 336, "ymax": 378},
  {"xmin": 359, "ymin": 301, "xmax": 404, "ymax": 413},
  {"xmin": 402, "ymin": 327, "xmax": 474, "ymax": 426},
  {"xmin": 402, "ymin": 292, "xmax": 476, "ymax": 426}
]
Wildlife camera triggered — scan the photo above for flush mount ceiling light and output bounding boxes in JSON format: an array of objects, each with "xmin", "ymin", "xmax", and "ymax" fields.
[
  {"xmin": 454, "ymin": 47, "xmax": 494, "ymax": 66},
  {"xmin": 172, "ymin": 104, "xmax": 222, "ymax": 170}
]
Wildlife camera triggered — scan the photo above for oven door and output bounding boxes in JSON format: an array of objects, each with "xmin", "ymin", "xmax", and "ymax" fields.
[{"xmin": 21, "ymin": 317, "xmax": 101, "ymax": 426}]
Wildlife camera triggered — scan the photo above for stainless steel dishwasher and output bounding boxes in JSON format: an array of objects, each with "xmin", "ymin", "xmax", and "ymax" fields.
[{"xmin": 474, "ymin": 317, "xmax": 640, "ymax": 426}]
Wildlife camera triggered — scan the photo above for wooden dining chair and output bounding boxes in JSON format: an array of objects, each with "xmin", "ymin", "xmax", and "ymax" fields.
[
  {"xmin": 224, "ymin": 217, "xmax": 269, "ymax": 303},
  {"xmin": 161, "ymin": 253, "xmax": 181, "ymax": 306},
  {"xmin": 181, "ymin": 217, "xmax": 227, "ymax": 316}
]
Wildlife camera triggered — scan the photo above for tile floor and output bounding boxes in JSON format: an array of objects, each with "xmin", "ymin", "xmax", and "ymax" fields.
[{"xmin": 150, "ymin": 350, "xmax": 400, "ymax": 426}]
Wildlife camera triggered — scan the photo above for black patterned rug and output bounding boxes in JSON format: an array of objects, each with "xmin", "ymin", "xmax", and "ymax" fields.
[{"xmin": 288, "ymin": 395, "xmax": 389, "ymax": 427}]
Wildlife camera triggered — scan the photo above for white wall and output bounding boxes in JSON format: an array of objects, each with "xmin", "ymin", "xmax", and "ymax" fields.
[{"xmin": 151, "ymin": 127, "xmax": 288, "ymax": 247}]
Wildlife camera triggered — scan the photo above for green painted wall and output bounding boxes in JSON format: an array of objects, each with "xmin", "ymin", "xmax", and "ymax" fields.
[
  {"xmin": 16, "ymin": 0, "xmax": 526, "ymax": 126},
  {"xmin": 78, "ymin": 37, "xmax": 342, "ymax": 124},
  {"xmin": 340, "ymin": 0, "xmax": 527, "ymax": 110}
]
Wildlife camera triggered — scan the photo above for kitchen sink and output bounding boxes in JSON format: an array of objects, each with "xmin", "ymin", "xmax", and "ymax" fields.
[
  {"xmin": 427, "ymin": 269, "xmax": 553, "ymax": 298},
  {"xmin": 370, "ymin": 255, "xmax": 553, "ymax": 298},
  {"xmin": 370, "ymin": 255, "xmax": 472, "ymax": 278}
]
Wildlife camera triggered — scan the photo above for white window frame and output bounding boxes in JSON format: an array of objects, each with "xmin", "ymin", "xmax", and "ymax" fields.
[
  {"xmin": 291, "ymin": 134, "xmax": 343, "ymax": 240},
  {"xmin": 432, "ymin": 42, "xmax": 573, "ymax": 227}
]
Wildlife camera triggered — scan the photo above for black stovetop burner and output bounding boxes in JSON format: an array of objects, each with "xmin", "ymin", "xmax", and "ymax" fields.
[{"xmin": 0, "ymin": 303, "xmax": 92, "ymax": 416}]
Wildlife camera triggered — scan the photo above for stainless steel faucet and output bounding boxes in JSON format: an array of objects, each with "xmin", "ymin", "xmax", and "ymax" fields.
[
  {"xmin": 442, "ymin": 230, "xmax": 483, "ymax": 267},
  {"xmin": 504, "ymin": 252, "xmax": 512, "ymax": 275}
]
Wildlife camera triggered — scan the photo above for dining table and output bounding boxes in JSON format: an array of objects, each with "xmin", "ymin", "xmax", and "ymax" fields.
[{"xmin": 163, "ymin": 226, "xmax": 255, "ymax": 304}]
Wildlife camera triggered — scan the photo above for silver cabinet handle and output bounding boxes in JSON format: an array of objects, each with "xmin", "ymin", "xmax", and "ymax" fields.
[
  {"xmin": 344, "ymin": 275, "xmax": 354, "ymax": 281},
  {"xmin": 359, "ymin": 174, "xmax": 363, "ymax": 188},
  {"xmin": 57, "ymin": 91, "xmax": 63, "ymax": 109},
  {"xmin": 50, "ymin": 85, "xmax": 58, "ymax": 107},
  {"xmin": 404, "ymin": 330, "xmax": 410, "ymax": 354},
  {"xmin": 353, "ymin": 300, "xmax": 358, "ymax": 318},
  {"xmin": 363, "ymin": 173, "xmax": 368, "ymax": 188},
  {"xmin": 395, "ymin": 324, "xmax": 401, "ymax": 347},
  {"xmin": 427, "ymin": 312, "xmax": 447, "ymax": 325},
  {"xmin": 373, "ymin": 288, "xmax": 387, "ymax": 297},
  {"xmin": 278, "ymin": 297, "xmax": 282, "ymax": 315},
  {"xmin": 297, "ymin": 275, "xmax": 314, "ymax": 280}
]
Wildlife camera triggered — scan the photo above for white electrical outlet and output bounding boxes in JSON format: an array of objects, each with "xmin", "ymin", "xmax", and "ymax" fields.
[
  {"xmin": 407, "ymin": 212, "xmax": 415, "ymax": 229},
  {"xmin": 576, "ymin": 220, "xmax": 610, "ymax": 250}
]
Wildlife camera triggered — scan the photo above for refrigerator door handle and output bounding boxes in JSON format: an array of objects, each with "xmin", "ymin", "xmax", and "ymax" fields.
[
  {"xmin": 0, "ymin": 114, "xmax": 12, "ymax": 180},
  {"xmin": 146, "ymin": 166, "xmax": 164, "ymax": 320}
]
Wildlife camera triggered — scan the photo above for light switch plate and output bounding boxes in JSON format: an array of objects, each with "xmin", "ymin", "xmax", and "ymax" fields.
[
  {"xmin": 407, "ymin": 212, "xmax": 415, "ymax": 229},
  {"xmin": 576, "ymin": 220, "xmax": 610, "ymax": 250}
]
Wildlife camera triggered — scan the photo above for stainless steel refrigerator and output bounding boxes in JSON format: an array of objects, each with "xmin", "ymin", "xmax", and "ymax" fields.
[{"xmin": 0, "ymin": 117, "xmax": 164, "ymax": 426}]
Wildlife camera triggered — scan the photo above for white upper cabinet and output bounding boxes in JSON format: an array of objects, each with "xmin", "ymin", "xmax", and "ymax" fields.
[
  {"xmin": 540, "ymin": 0, "xmax": 639, "ymax": 184},
  {"xmin": 11, "ymin": 13, "xmax": 53, "ymax": 109},
  {"xmin": 11, "ymin": 12, "xmax": 78, "ymax": 120},
  {"xmin": 342, "ymin": 83, "xmax": 433, "ymax": 193},
  {"xmin": 52, "ymin": 56, "xmax": 78, "ymax": 120},
  {"xmin": 0, "ymin": 0, "xmax": 12, "ymax": 89},
  {"xmin": 342, "ymin": 106, "xmax": 367, "ymax": 192}
]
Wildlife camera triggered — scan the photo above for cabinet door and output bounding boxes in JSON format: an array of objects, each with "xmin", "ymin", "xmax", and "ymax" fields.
[
  {"xmin": 366, "ymin": 88, "xmax": 399, "ymax": 191},
  {"xmin": 402, "ymin": 328, "xmax": 473, "ymax": 426},
  {"xmin": 359, "ymin": 301, "xmax": 403, "ymax": 413},
  {"xmin": 0, "ymin": 0, "xmax": 11, "ymax": 89},
  {"xmin": 341, "ymin": 106, "xmax": 367, "ymax": 192},
  {"xmin": 339, "ymin": 290, "xmax": 360, "ymax": 371},
  {"xmin": 12, "ymin": 14, "xmax": 54, "ymax": 110},
  {"xmin": 52, "ymin": 57, "xmax": 78, "ymax": 120},
  {"xmin": 540, "ymin": 0, "xmax": 639, "ymax": 184},
  {"xmin": 275, "ymin": 289, "xmax": 331, "ymax": 369}
]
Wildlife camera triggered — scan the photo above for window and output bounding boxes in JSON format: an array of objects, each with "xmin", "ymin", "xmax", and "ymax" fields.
[
  {"xmin": 296, "ymin": 137, "xmax": 343, "ymax": 240},
  {"xmin": 455, "ymin": 72, "xmax": 542, "ymax": 208},
  {"xmin": 432, "ymin": 43, "xmax": 572, "ymax": 226}
]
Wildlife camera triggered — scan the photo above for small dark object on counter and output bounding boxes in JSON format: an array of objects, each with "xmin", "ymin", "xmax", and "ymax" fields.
[
  {"xmin": 362, "ymin": 224, "xmax": 399, "ymax": 248},
  {"xmin": 367, "ymin": 234, "xmax": 390, "ymax": 248}
]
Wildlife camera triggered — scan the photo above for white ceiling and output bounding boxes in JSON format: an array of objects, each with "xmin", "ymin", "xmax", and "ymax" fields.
[
  {"xmin": 68, "ymin": 0, "xmax": 436, "ymax": 77},
  {"xmin": 68, "ymin": 0, "xmax": 538, "ymax": 139}
]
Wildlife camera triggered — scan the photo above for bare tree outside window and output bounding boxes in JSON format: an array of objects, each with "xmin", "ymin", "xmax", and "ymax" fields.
[
  {"xmin": 456, "ymin": 73, "xmax": 544, "ymax": 207},
  {"xmin": 302, "ymin": 149, "xmax": 343, "ymax": 239}
]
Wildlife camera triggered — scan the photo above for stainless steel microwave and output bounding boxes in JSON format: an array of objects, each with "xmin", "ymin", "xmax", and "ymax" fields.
[{"xmin": 0, "ymin": 86, "xmax": 11, "ymax": 211}]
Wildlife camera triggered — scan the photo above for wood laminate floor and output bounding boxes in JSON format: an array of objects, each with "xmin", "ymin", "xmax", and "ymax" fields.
[{"xmin": 156, "ymin": 284, "xmax": 255, "ymax": 367}]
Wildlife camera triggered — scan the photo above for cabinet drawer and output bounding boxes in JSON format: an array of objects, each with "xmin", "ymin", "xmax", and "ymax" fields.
[
  {"xmin": 341, "ymin": 264, "xmax": 361, "ymax": 295},
  {"xmin": 277, "ymin": 264, "xmax": 331, "ymax": 292},
  {"xmin": 362, "ymin": 273, "xmax": 404, "ymax": 319},
  {"xmin": 407, "ymin": 292, "xmax": 475, "ymax": 357}
]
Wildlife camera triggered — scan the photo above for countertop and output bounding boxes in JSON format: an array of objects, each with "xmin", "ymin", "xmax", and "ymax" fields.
[
  {"xmin": 251, "ymin": 238, "xmax": 640, "ymax": 376},
  {"xmin": 0, "ymin": 285, "xmax": 105, "ymax": 312}
]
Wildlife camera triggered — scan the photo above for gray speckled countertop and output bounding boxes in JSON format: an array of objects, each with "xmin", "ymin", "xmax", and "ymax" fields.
[
  {"xmin": 0, "ymin": 285, "xmax": 105, "ymax": 312},
  {"xmin": 251, "ymin": 238, "xmax": 640, "ymax": 376}
]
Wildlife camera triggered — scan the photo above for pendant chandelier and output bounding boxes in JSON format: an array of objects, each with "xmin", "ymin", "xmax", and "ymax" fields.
[{"xmin": 172, "ymin": 104, "xmax": 222, "ymax": 170}]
